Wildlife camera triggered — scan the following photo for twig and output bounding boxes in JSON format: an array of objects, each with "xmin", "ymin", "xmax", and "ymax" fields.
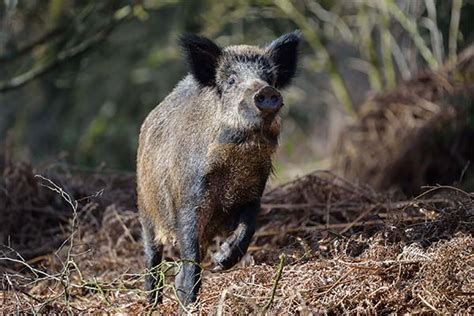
[
  {"xmin": 216, "ymin": 288, "xmax": 229, "ymax": 316},
  {"xmin": 0, "ymin": 27, "xmax": 110, "ymax": 93},
  {"xmin": 261, "ymin": 254, "xmax": 286, "ymax": 314},
  {"xmin": 113, "ymin": 209, "xmax": 136, "ymax": 243},
  {"xmin": 0, "ymin": 27, "xmax": 63, "ymax": 63},
  {"xmin": 309, "ymin": 267, "xmax": 357, "ymax": 299},
  {"xmin": 34, "ymin": 174, "xmax": 82, "ymax": 312},
  {"xmin": 416, "ymin": 185, "xmax": 474, "ymax": 200},
  {"xmin": 418, "ymin": 293, "xmax": 442, "ymax": 314},
  {"xmin": 339, "ymin": 205, "xmax": 375, "ymax": 234}
]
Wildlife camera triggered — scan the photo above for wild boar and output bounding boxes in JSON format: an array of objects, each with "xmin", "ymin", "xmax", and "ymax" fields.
[{"xmin": 137, "ymin": 31, "xmax": 300, "ymax": 306}]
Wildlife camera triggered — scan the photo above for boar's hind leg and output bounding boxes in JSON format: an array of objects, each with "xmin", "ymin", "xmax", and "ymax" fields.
[
  {"xmin": 175, "ymin": 208, "xmax": 202, "ymax": 306},
  {"xmin": 142, "ymin": 220, "xmax": 164, "ymax": 304},
  {"xmin": 213, "ymin": 200, "xmax": 259, "ymax": 271}
]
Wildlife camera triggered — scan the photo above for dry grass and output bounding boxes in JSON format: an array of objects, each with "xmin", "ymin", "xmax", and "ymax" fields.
[
  {"xmin": 1, "ymin": 161, "xmax": 473, "ymax": 314},
  {"xmin": 332, "ymin": 45, "xmax": 474, "ymax": 195}
]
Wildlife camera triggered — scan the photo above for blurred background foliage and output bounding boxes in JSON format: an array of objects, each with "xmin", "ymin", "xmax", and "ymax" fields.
[{"xmin": 0, "ymin": 0, "xmax": 473, "ymax": 182}]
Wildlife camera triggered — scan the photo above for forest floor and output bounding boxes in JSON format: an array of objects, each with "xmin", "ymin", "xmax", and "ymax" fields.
[{"xmin": 1, "ymin": 161, "xmax": 473, "ymax": 314}]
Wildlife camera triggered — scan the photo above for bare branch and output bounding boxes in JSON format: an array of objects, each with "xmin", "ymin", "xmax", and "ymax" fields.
[
  {"xmin": 0, "ymin": 6, "xmax": 133, "ymax": 93},
  {"xmin": 0, "ymin": 27, "xmax": 64, "ymax": 64}
]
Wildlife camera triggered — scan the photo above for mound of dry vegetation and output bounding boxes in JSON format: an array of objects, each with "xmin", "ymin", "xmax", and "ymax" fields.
[
  {"xmin": 333, "ymin": 45, "xmax": 474, "ymax": 195},
  {"xmin": 1, "ymin": 160, "xmax": 473, "ymax": 314}
]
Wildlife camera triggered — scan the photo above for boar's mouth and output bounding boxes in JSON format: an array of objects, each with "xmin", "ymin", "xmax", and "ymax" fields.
[{"xmin": 217, "ymin": 126, "xmax": 279, "ymax": 146}]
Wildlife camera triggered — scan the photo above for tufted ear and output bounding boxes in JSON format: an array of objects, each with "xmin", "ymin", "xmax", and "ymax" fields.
[
  {"xmin": 265, "ymin": 31, "xmax": 301, "ymax": 89},
  {"xmin": 180, "ymin": 34, "xmax": 222, "ymax": 87}
]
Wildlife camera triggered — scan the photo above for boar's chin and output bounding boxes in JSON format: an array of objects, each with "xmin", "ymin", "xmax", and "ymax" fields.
[{"xmin": 241, "ymin": 110, "xmax": 281, "ymax": 136}]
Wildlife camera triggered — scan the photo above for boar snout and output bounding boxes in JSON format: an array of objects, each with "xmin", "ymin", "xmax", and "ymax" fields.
[{"xmin": 254, "ymin": 86, "xmax": 282, "ymax": 113}]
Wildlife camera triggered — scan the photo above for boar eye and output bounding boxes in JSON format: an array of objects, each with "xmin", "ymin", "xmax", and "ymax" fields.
[{"xmin": 227, "ymin": 75, "xmax": 236, "ymax": 85}]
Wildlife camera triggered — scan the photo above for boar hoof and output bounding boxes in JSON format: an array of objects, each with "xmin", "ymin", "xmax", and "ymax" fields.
[{"xmin": 212, "ymin": 242, "xmax": 233, "ymax": 271}]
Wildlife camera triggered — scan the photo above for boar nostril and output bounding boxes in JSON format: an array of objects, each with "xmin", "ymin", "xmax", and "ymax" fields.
[{"xmin": 254, "ymin": 86, "xmax": 282, "ymax": 113}]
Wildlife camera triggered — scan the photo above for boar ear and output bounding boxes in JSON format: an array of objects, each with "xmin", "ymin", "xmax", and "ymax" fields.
[
  {"xmin": 180, "ymin": 34, "xmax": 222, "ymax": 87},
  {"xmin": 265, "ymin": 31, "xmax": 301, "ymax": 89}
]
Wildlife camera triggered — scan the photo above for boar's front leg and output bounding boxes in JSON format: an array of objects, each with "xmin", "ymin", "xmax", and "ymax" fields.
[
  {"xmin": 175, "ymin": 206, "xmax": 202, "ymax": 306},
  {"xmin": 142, "ymin": 219, "xmax": 164, "ymax": 304},
  {"xmin": 213, "ymin": 200, "xmax": 259, "ymax": 271}
]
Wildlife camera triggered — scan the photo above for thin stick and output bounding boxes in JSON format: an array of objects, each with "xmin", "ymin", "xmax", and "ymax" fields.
[
  {"xmin": 261, "ymin": 254, "xmax": 286, "ymax": 314},
  {"xmin": 418, "ymin": 293, "xmax": 442, "ymax": 314},
  {"xmin": 0, "ymin": 27, "xmax": 63, "ymax": 63},
  {"xmin": 0, "ymin": 5, "xmax": 134, "ymax": 93},
  {"xmin": 216, "ymin": 288, "xmax": 228, "ymax": 316}
]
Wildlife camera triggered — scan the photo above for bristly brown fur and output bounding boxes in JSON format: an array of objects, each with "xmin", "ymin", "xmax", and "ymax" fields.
[
  {"xmin": 137, "ymin": 38, "xmax": 295, "ymax": 250},
  {"xmin": 136, "ymin": 32, "xmax": 300, "ymax": 305},
  {"xmin": 137, "ymin": 76, "xmax": 278, "ymax": 247}
]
